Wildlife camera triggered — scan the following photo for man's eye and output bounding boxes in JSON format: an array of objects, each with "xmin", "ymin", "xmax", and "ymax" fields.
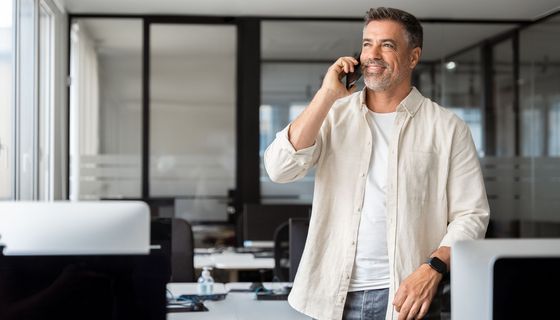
[{"xmin": 383, "ymin": 43, "xmax": 395, "ymax": 49}]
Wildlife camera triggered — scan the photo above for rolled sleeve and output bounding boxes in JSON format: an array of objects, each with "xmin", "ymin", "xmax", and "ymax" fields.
[
  {"xmin": 441, "ymin": 123, "xmax": 490, "ymax": 247},
  {"xmin": 264, "ymin": 124, "xmax": 321, "ymax": 183}
]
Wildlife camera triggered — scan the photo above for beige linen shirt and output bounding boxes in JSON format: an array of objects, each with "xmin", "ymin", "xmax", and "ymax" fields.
[{"xmin": 264, "ymin": 87, "xmax": 490, "ymax": 320}]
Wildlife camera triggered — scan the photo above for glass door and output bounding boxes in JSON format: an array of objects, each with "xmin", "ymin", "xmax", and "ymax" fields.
[{"xmin": 149, "ymin": 23, "xmax": 236, "ymax": 222}]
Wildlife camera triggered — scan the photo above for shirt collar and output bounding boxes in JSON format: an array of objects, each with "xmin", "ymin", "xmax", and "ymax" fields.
[{"xmin": 359, "ymin": 86, "xmax": 424, "ymax": 118}]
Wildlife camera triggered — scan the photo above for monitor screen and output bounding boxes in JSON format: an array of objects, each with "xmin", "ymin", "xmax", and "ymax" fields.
[
  {"xmin": 0, "ymin": 253, "xmax": 170, "ymax": 320},
  {"xmin": 243, "ymin": 204, "xmax": 311, "ymax": 244},
  {"xmin": 451, "ymin": 239, "xmax": 560, "ymax": 320},
  {"xmin": 493, "ymin": 257, "xmax": 560, "ymax": 319},
  {"xmin": 0, "ymin": 201, "xmax": 150, "ymax": 255},
  {"xmin": 289, "ymin": 218, "xmax": 309, "ymax": 282}
]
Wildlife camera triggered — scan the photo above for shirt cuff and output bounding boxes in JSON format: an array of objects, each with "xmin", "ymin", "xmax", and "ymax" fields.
[{"xmin": 276, "ymin": 124, "xmax": 317, "ymax": 159}]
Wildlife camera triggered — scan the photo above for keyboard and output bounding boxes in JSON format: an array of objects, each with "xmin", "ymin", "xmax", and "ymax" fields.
[{"xmin": 255, "ymin": 291, "xmax": 289, "ymax": 300}]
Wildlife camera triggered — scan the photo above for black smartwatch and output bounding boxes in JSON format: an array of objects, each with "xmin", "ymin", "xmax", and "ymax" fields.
[{"xmin": 425, "ymin": 256, "xmax": 447, "ymax": 274}]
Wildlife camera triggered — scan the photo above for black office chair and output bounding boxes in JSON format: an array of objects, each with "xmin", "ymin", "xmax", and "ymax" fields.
[
  {"xmin": 171, "ymin": 218, "xmax": 195, "ymax": 282},
  {"xmin": 151, "ymin": 217, "xmax": 195, "ymax": 282},
  {"xmin": 272, "ymin": 221, "xmax": 290, "ymax": 282}
]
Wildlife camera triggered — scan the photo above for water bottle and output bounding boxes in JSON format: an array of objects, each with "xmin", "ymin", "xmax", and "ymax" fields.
[{"xmin": 197, "ymin": 267, "xmax": 214, "ymax": 295}]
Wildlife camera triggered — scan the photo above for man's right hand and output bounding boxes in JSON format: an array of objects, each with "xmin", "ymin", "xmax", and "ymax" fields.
[{"xmin": 321, "ymin": 56, "xmax": 360, "ymax": 100}]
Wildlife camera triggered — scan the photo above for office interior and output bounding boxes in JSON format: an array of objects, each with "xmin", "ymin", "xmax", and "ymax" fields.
[{"xmin": 1, "ymin": 0, "xmax": 560, "ymax": 318}]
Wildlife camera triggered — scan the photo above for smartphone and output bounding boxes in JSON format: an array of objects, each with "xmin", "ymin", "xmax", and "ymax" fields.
[{"xmin": 345, "ymin": 55, "xmax": 362, "ymax": 90}]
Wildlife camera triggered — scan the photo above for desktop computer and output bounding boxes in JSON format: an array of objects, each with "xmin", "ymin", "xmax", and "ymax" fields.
[
  {"xmin": 0, "ymin": 201, "xmax": 170, "ymax": 320},
  {"xmin": 451, "ymin": 239, "xmax": 560, "ymax": 320}
]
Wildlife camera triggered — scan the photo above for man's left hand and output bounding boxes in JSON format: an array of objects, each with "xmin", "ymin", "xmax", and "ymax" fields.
[{"xmin": 392, "ymin": 264, "xmax": 443, "ymax": 320}]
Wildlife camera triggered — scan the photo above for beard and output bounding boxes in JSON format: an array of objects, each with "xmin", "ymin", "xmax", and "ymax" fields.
[{"xmin": 362, "ymin": 59, "xmax": 402, "ymax": 92}]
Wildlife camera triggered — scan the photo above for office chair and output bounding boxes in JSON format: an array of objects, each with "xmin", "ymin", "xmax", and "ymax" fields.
[
  {"xmin": 171, "ymin": 218, "xmax": 195, "ymax": 282},
  {"xmin": 288, "ymin": 218, "xmax": 309, "ymax": 282},
  {"xmin": 151, "ymin": 217, "xmax": 195, "ymax": 282},
  {"xmin": 272, "ymin": 221, "xmax": 290, "ymax": 282}
]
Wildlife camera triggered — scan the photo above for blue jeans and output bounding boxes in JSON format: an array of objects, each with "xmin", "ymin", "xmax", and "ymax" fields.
[{"xmin": 342, "ymin": 288, "xmax": 389, "ymax": 320}]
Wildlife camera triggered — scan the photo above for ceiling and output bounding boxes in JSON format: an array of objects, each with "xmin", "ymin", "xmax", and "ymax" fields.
[
  {"xmin": 62, "ymin": 0, "xmax": 559, "ymax": 21},
  {"xmin": 71, "ymin": 0, "xmax": 560, "ymax": 62}
]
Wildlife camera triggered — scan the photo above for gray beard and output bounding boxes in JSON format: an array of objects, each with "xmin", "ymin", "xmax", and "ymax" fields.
[{"xmin": 364, "ymin": 74, "xmax": 392, "ymax": 92}]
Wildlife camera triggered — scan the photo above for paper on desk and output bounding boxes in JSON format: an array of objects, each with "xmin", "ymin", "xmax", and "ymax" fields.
[{"xmin": 167, "ymin": 283, "xmax": 228, "ymax": 296}]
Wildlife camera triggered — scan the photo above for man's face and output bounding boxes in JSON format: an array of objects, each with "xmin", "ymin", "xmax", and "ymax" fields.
[{"xmin": 360, "ymin": 20, "xmax": 420, "ymax": 92}]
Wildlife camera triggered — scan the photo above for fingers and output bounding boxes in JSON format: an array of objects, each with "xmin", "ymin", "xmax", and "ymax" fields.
[
  {"xmin": 397, "ymin": 297, "xmax": 427, "ymax": 320},
  {"xmin": 321, "ymin": 56, "xmax": 360, "ymax": 96},
  {"xmin": 416, "ymin": 301, "xmax": 431, "ymax": 319},
  {"xmin": 397, "ymin": 296, "xmax": 414, "ymax": 320},
  {"xmin": 407, "ymin": 302, "xmax": 422, "ymax": 320},
  {"xmin": 397, "ymin": 297, "xmax": 433, "ymax": 320},
  {"xmin": 334, "ymin": 56, "xmax": 360, "ymax": 74}
]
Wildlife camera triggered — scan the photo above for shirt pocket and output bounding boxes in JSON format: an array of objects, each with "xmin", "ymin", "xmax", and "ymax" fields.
[{"xmin": 403, "ymin": 150, "xmax": 439, "ymax": 205}]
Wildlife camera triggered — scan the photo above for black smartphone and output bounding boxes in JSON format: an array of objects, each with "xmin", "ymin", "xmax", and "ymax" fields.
[{"xmin": 345, "ymin": 55, "xmax": 362, "ymax": 90}]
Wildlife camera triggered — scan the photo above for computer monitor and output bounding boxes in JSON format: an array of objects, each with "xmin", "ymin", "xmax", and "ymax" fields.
[
  {"xmin": 289, "ymin": 218, "xmax": 309, "ymax": 282},
  {"xmin": 174, "ymin": 197, "xmax": 228, "ymax": 223},
  {"xmin": 0, "ymin": 201, "xmax": 150, "ymax": 255},
  {"xmin": 451, "ymin": 239, "xmax": 560, "ymax": 320},
  {"xmin": 242, "ymin": 204, "xmax": 311, "ymax": 247},
  {"xmin": 0, "ymin": 201, "xmax": 169, "ymax": 320}
]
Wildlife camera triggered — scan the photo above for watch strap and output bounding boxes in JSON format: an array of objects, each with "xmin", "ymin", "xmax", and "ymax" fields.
[{"xmin": 426, "ymin": 256, "xmax": 447, "ymax": 274}]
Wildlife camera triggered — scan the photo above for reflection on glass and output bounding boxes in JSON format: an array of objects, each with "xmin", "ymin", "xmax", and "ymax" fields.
[
  {"xmin": 520, "ymin": 15, "xmax": 560, "ymax": 157},
  {"xmin": 0, "ymin": 0, "xmax": 13, "ymax": 199},
  {"xmin": 17, "ymin": 0, "xmax": 36, "ymax": 200},
  {"xmin": 39, "ymin": 4, "xmax": 53, "ymax": 200},
  {"xmin": 518, "ymin": 14, "xmax": 560, "ymax": 227},
  {"xmin": 493, "ymin": 39, "xmax": 515, "ymax": 157},
  {"xmin": 440, "ymin": 48, "xmax": 484, "ymax": 156},
  {"xmin": 149, "ymin": 24, "xmax": 236, "ymax": 201},
  {"xmin": 69, "ymin": 19, "xmax": 143, "ymax": 199}
]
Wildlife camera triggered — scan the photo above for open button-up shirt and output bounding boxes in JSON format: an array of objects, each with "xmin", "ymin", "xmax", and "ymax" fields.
[{"xmin": 264, "ymin": 87, "xmax": 489, "ymax": 320}]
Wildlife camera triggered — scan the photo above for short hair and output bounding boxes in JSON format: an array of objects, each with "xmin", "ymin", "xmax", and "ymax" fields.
[{"xmin": 364, "ymin": 7, "xmax": 423, "ymax": 49}]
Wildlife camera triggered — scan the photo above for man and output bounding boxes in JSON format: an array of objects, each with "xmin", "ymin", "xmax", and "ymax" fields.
[{"xmin": 264, "ymin": 7, "xmax": 489, "ymax": 320}]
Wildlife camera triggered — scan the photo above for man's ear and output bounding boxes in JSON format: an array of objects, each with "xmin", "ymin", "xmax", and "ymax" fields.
[{"xmin": 409, "ymin": 47, "xmax": 421, "ymax": 69}]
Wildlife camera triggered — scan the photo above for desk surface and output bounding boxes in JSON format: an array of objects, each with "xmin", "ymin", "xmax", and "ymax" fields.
[
  {"xmin": 167, "ymin": 282, "xmax": 310, "ymax": 320},
  {"xmin": 194, "ymin": 251, "xmax": 274, "ymax": 270}
]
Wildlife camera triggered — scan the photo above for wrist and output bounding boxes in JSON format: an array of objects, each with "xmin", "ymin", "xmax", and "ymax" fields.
[
  {"xmin": 421, "ymin": 263, "xmax": 444, "ymax": 282},
  {"xmin": 425, "ymin": 256, "xmax": 448, "ymax": 274},
  {"xmin": 317, "ymin": 87, "xmax": 345, "ymax": 102}
]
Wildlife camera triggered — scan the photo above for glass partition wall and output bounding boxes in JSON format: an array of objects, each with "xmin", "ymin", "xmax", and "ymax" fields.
[
  {"xmin": 518, "ymin": 14, "xmax": 560, "ymax": 232},
  {"xmin": 68, "ymin": 12, "xmax": 560, "ymax": 238},
  {"xmin": 149, "ymin": 24, "xmax": 236, "ymax": 222},
  {"xmin": 260, "ymin": 21, "xmax": 363, "ymax": 204},
  {"xmin": 68, "ymin": 17, "xmax": 237, "ymax": 233},
  {"xmin": 69, "ymin": 19, "xmax": 143, "ymax": 200},
  {"xmin": 260, "ymin": 15, "xmax": 560, "ymax": 237}
]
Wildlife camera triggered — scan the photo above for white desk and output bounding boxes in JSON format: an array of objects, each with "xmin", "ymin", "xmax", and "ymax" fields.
[
  {"xmin": 194, "ymin": 252, "xmax": 274, "ymax": 282},
  {"xmin": 167, "ymin": 282, "xmax": 310, "ymax": 320}
]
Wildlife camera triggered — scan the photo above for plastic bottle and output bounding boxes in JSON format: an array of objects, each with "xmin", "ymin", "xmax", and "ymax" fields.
[{"xmin": 197, "ymin": 267, "xmax": 214, "ymax": 295}]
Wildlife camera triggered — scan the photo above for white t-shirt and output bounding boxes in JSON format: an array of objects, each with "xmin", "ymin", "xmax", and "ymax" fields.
[{"xmin": 348, "ymin": 110, "xmax": 396, "ymax": 292}]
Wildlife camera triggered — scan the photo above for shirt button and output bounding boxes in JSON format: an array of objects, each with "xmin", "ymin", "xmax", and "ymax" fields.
[
  {"xmin": 361, "ymin": 172, "xmax": 366, "ymax": 177},
  {"xmin": 352, "ymin": 241, "xmax": 356, "ymax": 246}
]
